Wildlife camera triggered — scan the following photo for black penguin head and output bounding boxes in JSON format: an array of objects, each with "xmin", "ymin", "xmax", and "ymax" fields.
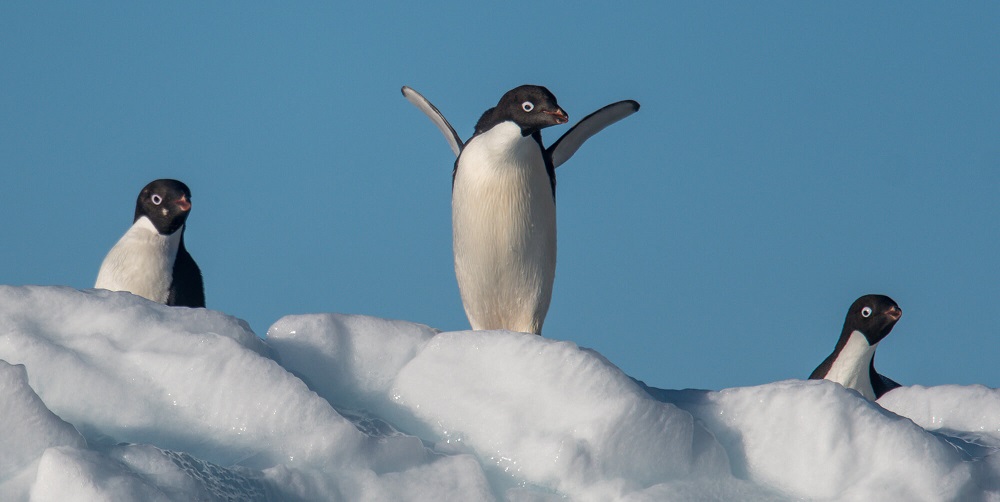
[
  {"xmin": 475, "ymin": 85, "xmax": 569, "ymax": 136},
  {"xmin": 842, "ymin": 294, "xmax": 902, "ymax": 346},
  {"xmin": 133, "ymin": 179, "xmax": 193, "ymax": 235}
]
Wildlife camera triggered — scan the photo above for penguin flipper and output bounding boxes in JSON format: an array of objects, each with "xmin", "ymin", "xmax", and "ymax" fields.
[
  {"xmin": 547, "ymin": 100, "xmax": 640, "ymax": 168},
  {"xmin": 402, "ymin": 86, "xmax": 463, "ymax": 157},
  {"xmin": 880, "ymin": 374, "xmax": 903, "ymax": 390},
  {"xmin": 870, "ymin": 361, "xmax": 902, "ymax": 399},
  {"xmin": 167, "ymin": 242, "xmax": 205, "ymax": 308}
]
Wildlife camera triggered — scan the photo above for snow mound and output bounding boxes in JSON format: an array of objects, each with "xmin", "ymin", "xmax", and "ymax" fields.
[
  {"xmin": 1, "ymin": 285, "xmax": 999, "ymax": 501},
  {"xmin": 268, "ymin": 318, "xmax": 735, "ymax": 499},
  {"xmin": 0, "ymin": 286, "xmax": 488, "ymax": 501}
]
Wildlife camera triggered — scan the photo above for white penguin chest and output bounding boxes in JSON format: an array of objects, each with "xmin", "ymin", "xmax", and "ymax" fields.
[
  {"xmin": 451, "ymin": 122, "xmax": 557, "ymax": 333},
  {"xmin": 95, "ymin": 217, "xmax": 182, "ymax": 304},
  {"xmin": 453, "ymin": 122, "xmax": 556, "ymax": 247},
  {"xmin": 825, "ymin": 330, "xmax": 878, "ymax": 400}
]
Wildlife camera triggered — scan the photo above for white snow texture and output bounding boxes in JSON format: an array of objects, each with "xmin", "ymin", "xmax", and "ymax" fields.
[{"xmin": 0, "ymin": 285, "xmax": 998, "ymax": 501}]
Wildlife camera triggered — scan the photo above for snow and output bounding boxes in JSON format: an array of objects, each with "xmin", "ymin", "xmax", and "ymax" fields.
[{"xmin": 1, "ymin": 285, "xmax": 998, "ymax": 501}]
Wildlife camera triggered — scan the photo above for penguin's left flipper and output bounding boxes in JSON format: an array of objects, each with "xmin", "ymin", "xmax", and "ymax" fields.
[
  {"xmin": 548, "ymin": 100, "xmax": 640, "ymax": 168},
  {"xmin": 873, "ymin": 372, "xmax": 902, "ymax": 399},
  {"xmin": 402, "ymin": 86, "xmax": 464, "ymax": 157},
  {"xmin": 167, "ymin": 243, "xmax": 205, "ymax": 308}
]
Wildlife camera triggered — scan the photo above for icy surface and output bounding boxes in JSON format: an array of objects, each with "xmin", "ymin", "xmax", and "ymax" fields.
[{"xmin": 1, "ymin": 285, "xmax": 999, "ymax": 501}]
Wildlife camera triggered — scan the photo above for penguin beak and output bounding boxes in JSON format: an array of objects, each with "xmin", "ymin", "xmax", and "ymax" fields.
[
  {"xmin": 885, "ymin": 305, "xmax": 902, "ymax": 321},
  {"xmin": 175, "ymin": 196, "xmax": 191, "ymax": 212},
  {"xmin": 544, "ymin": 108, "xmax": 569, "ymax": 124}
]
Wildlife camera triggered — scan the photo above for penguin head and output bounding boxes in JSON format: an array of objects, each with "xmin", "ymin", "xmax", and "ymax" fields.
[
  {"xmin": 843, "ymin": 294, "xmax": 902, "ymax": 346},
  {"xmin": 475, "ymin": 85, "xmax": 569, "ymax": 136},
  {"xmin": 133, "ymin": 179, "xmax": 193, "ymax": 235}
]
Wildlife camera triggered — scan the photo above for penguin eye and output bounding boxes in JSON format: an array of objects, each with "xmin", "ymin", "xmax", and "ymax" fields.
[
  {"xmin": 151, "ymin": 194, "xmax": 163, "ymax": 205},
  {"xmin": 861, "ymin": 306, "xmax": 873, "ymax": 318},
  {"xmin": 522, "ymin": 101, "xmax": 534, "ymax": 112}
]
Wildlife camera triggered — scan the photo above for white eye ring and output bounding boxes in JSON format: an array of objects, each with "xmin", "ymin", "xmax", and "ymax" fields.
[
  {"xmin": 861, "ymin": 306, "xmax": 872, "ymax": 318},
  {"xmin": 151, "ymin": 194, "xmax": 163, "ymax": 205},
  {"xmin": 522, "ymin": 101, "xmax": 534, "ymax": 112}
]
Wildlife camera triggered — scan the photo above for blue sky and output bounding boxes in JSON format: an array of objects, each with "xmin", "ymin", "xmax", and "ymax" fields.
[{"xmin": 2, "ymin": 2, "xmax": 997, "ymax": 391}]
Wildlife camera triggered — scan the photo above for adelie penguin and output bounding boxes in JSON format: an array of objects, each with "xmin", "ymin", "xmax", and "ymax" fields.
[
  {"xmin": 403, "ymin": 85, "xmax": 639, "ymax": 334},
  {"xmin": 95, "ymin": 179, "xmax": 205, "ymax": 308},
  {"xmin": 810, "ymin": 294, "xmax": 902, "ymax": 400}
]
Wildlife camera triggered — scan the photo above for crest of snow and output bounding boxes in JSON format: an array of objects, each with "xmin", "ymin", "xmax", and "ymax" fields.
[{"xmin": 1, "ymin": 285, "xmax": 999, "ymax": 501}]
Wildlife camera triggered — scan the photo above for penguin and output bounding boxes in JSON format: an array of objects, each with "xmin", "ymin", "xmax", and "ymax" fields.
[
  {"xmin": 809, "ymin": 294, "xmax": 902, "ymax": 400},
  {"xmin": 402, "ymin": 85, "xmax": 639, "ymax": 334},
  {"xmin": 95, "ymin": 179, "xmax": 205, "ymax": 308}
]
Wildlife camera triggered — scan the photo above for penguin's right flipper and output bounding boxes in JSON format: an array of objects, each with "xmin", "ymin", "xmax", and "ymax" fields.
[
  {"xmin": 402, "ymin": 86, "xmax": 463, "ymax": 157},
  {"xmin": 548, "ymin": 100, "xmax": 640, "ymax": 168}
]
